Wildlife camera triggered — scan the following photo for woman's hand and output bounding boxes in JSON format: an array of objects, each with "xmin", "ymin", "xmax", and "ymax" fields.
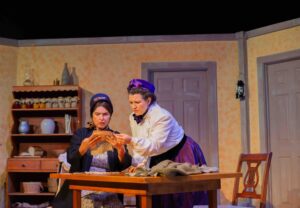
[
  {"xmin": 78, "ymin": 133, "xmax": 103, "ymax": 155},
  {"xmin": 105, "ymin": 136, "xmax": 126, "ymax": 162},
  {"xmin": 114, "ymin": 133, "xmax": 132, "ymax": 145},
  {"xmin": 123, "ymin": 161, "xmax": 146, "ymax": 173},
  {"xmin": 105, "ymin": 135, "xmax": 121, "ymax": 148}
]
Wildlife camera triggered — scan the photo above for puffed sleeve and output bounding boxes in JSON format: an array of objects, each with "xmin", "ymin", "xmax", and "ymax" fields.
[
  {"xmin": 67, "ymin": 128, "xmax": 92, "ymax": 172},
  {"xmin": 131, "ymin": 113, "xmax": 177, "ymax": 157}
]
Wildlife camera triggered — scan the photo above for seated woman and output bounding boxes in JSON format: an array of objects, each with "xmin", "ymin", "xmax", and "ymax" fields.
[
  {"xmin": 52, "ymin": 93, "xmax": 131, "ymax": 208},
  {"xmin": 115, "ymin": 79, "xmax": 208, "ymax": 208}
]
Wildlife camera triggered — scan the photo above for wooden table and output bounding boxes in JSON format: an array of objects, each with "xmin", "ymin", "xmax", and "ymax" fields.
[{"xmin": 50, "ymin": 172, "xmax": 241, "ymax": 208}]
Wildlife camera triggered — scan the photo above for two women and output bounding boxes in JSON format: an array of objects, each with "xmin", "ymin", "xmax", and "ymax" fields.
[{"xmin": 55, "ymin": 79, "xmax": 208, "ymax": 208}]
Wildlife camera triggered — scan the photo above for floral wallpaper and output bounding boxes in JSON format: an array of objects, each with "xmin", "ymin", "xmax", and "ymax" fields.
[{"xmin": 0, "ymin": 45, "xmax": 17, "ymax": 208}]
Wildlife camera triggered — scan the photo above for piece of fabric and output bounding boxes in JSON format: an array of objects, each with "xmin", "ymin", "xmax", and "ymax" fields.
[
  {"xmin": 11, "ymin": 202, "xmax": 49, "ymax": 208},
  {"xmin": 149, "ymin": 160, "xmax": 202, "ymax": 176},
  {"xmin": 126, "ymin": 159, "xmax": 218, "ymax": 177},
  {"xmin": 129, "ymin": 103, "xmax": 184, "ymax": 166}
]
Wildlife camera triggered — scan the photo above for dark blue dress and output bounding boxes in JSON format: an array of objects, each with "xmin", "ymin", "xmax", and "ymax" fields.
[{"xmin": 52, "ymin": 127, "xmax": 131, "ymax": 208}]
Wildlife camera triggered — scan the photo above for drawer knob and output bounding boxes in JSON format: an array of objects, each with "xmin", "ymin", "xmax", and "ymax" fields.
[{"xmin": 22, "ymin": 164, "xmax": 26, "ymax": 167}]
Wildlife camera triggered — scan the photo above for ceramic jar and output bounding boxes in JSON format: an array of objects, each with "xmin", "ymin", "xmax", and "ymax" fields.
[
  {"xmin": 33, "ymin": 98, "xmax": 40, "ymax": 109},
  {"xmin": 19, "ymin": 120, "xmax": 30, "ymax": 134},
  {"xmin": 20, "ymin": 98, "xmax": 26, "ymax": 109},
  {"xmin": 51, "ymin": 98, "xmax": 58, "ymax": 108},
  {"xmin": 13, "ymin": 99, "xmax": 21, "ymax": 108},
  {"xmin": 45, "ymin": 98, "xmax": 52, "ymax": 108},
  {"xmin": 47, "ymin": 178, "xmax": 58, "ymax": 193},
  {"xmin": 58, "ymin": 96, "xmax": 64, "ymax": 108},
  {"xmin": 25, "ymin": 98, "xmax": 33, "ymax": 108},
  {"xmin": 40, "ymin": 118, "xmax": 55, "ymax": 134},
  {"xmin": 39, "ymin": 98, "xmax": 46, "ymax": 108},
  {"xmin": 64, "ymin": 96, "xmax": 71, "ymax": 108},
  {"xmin": 70, "ymin": 96, "xmax": 78, "ymax": 108}
]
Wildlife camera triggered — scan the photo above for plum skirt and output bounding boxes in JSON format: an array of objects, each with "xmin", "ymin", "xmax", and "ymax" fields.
[{"xmin": 150, "ymin": 135, "xmax": 208, "ymax": 208}]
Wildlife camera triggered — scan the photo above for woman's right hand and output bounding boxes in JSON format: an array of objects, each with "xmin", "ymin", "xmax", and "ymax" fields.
[
  {"xmin": 78, "ymin": 133, "xmax": 103, "ymax": 155},
  {"xmin": 123, "ymin": 161, "xmax": 146, "ymax": 173},
  {"xmin": 114, "ymin": 133, "xmax": 132, "ymax": 145}
]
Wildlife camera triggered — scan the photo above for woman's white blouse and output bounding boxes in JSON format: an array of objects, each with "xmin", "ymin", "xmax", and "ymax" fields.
[{"xmin": 129, "ymin": 103, "xmax": 184, "ymax": 166}]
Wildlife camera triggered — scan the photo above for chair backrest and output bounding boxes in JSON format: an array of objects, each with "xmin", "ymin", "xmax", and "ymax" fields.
[{"xmin": 232, "ymin": 152, "xmax": 272, "ymax": 208}]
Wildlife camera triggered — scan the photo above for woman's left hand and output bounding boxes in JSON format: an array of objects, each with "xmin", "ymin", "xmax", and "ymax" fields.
[{"xmin": 114, "ymin": 133, "xmax": 132, "ymax": 144}]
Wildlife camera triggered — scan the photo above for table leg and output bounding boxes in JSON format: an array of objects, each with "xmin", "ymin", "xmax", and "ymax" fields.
[
  {"xmin": 139, "ymin": 195, "xmax": 152, "ymax": 208},
  {"xmin": 208, "ymin": 190, "xmax": 217, "ymax": 208},
  {"xmin": 72, "ymin": 189, "xmax": 81, "ymax": 208}
]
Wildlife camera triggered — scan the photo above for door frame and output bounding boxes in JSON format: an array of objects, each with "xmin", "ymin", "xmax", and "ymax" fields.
[
  {"xmin": 141, "ymin": 61, "xmax": 219, "ymax": 167},
  {"xmin": 257, "ymin": 48, "xmax": 300, "ymax": 206}
]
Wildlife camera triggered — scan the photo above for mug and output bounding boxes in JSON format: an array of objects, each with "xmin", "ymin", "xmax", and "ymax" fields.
[{"xmin": 22, "ymin": 182, "xmax": 44, "ymax": 193}]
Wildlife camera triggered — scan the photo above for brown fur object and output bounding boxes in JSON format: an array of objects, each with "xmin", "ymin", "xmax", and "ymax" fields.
[{"xmin": 90, "ymin": 130, "xmax": 116, "ymax": 156}]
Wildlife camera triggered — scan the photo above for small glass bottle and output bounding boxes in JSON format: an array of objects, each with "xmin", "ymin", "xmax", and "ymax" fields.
[
  {"xmin": 23, "ymin": 69, "xmax": 34, "ymax": 86},
  {"xmin": 61, "ymin": 63, "xmax": 70, "ymax": 85}
]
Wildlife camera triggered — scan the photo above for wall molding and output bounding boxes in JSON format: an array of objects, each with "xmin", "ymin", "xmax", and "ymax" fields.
[
  {"xmin": 0, "ymin": 37, "xmax": 18, "ymax": 46},
  {"xmin": 236, "ymin": 32, "xmax": 250, "ymax": 153},
  {"xmin": 16, "ymin": 34, "xmax": 236, "ymax": 47},
  {"xmin": 246, "ymin": 18, "xmax": 300, "ymax": 38}
]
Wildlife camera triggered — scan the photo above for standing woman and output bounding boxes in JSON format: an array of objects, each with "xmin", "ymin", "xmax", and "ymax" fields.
[
  {"xmin": 52, "ymin": 93, "xmax": 131, "ymax": 208},
  {"xmin": 115, "ymin": 79, "xmax": 208, "ymax": 208}
]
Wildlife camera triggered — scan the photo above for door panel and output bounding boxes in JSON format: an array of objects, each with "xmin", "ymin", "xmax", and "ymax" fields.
[
  {"xmin": 153, "ymin": 71, "xmax": 210, "ymax": 164},
  {"xmin": 267, "ymin": 59, "xmax": 300, "ymax": 207}
]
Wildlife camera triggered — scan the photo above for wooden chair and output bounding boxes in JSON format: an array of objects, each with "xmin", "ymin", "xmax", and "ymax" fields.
[{"xmin": 194, "ymin": 152, "xmax": 272, "ymax": 208}]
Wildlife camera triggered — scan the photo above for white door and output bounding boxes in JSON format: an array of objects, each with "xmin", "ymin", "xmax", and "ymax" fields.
[
  {"xmin": 151, "ymin": 67, "xmax": 218, "ymax": 166},
  {"xmin": 267, "ymin": 59, "xmax": 300, "ymax": 207}
]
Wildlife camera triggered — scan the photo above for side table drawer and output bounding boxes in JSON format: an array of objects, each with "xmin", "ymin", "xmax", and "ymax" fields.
[
  {"xmin": 41, "ymin": 159, "xmax": 59, "ymax": 171},
  {"xmin": 7, "ymin": 159, "xmax": 40, "ymax": 170}
]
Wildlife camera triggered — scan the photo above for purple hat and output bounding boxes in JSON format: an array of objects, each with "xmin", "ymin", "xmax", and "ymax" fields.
[
  {"xmin": 127, "ymin": 79, "xmax": 155, "ymax": 93},
  {"xmin": 90, "ymin": 93, "xmax": 113, "ymax": 116}
]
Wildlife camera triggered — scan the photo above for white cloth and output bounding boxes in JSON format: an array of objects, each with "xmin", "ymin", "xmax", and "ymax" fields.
[
  {"xmin": 58, "ymin": 152, "xmax": 70, "ymax": 172},
  {"xmin": 11, "ymin": 202, "xmax": 49, "ymax": 208},
  {"xmin": 129, "ymin": 103, "xmax": 184, "ymax": 167}
]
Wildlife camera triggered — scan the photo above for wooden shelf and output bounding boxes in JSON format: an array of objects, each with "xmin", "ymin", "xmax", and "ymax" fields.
[
  {"xmin": 12, "ymin": 85, "xmax": 80, "ymax": 92},
  {"xmin": 12, "ymin": 108, "xmax": 78, "ymax": 111},
  {"xmin": 12, "ymin": 133, "xmax": 73, "ymax": 137},
  {"xmin": 8, "ymin": 192, "xmax": 56, "ymax": 196}
]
